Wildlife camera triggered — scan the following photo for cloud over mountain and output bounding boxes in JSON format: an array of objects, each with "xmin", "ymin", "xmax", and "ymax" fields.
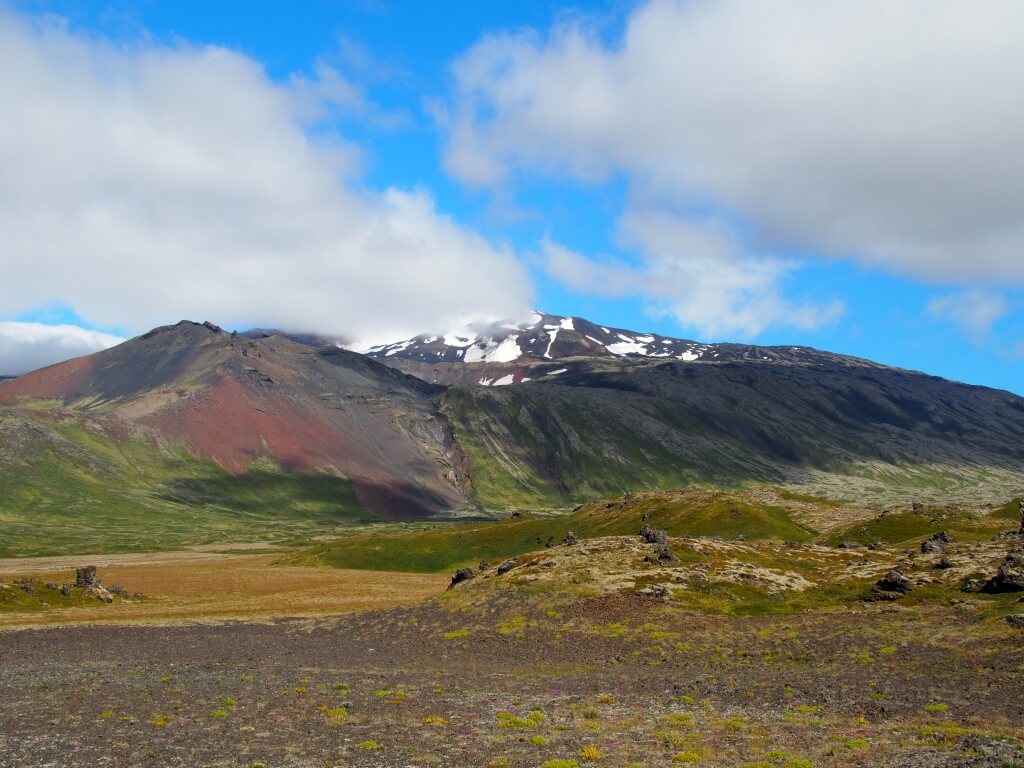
[
  {"xmin": 0, "ymin": 12, "xmax": 531, "ymax": 346},
  {"xmin": 443, "ymin": 0, "xmax": 1024, "ymax": 334}
]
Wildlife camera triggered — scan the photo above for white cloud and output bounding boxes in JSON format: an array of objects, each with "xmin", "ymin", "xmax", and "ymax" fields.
[
  {"xmin": 543, "ymin": 212, "xmax": 844, "ymax": 339},
  {"xmin": 926, "ymin": 289, "xmax": 1010, "ymax": 343},
  {"xmin": 0, "ymin": 322, "xmax": 124, "ymax": 375},
  {"xmin": 0, "ymin": 12, "xmax": 531, "ymax": 344},
  {"xmin": 446, "ymin": 0, "xmax": 1024, "ymax": 283}
]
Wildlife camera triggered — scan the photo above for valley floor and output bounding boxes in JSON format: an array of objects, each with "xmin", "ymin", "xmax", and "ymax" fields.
[
  {"xmin": 1, "ymin": 588, "xmax": 1022, "ymax": 767},
  {"xmin": 0, "ymin": 550, "xmax": 446, "ymax": 628}
]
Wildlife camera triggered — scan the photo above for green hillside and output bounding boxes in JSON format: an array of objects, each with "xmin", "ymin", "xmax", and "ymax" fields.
[
  {"xmin": 289, "ymin": 489, "xmax": 819, "ymax": 573},
  {"xmin": 0, "ymin": 409, "xmax": 372, "ymax": 557}
]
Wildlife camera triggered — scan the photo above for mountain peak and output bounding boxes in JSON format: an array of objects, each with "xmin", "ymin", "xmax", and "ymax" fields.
[
  {"xmin": 361, "ymin": 311, "xmax": 857, "ymax": 373},
  {"xmin": 139, "ymin": 320, "xmax": 224, "ymax": 340}
]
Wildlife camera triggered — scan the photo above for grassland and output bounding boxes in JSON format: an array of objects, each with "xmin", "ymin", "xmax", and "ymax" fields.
[
  {"xmin": 0, "ymin": 550, "xmax": 446, "ymax": 627},
  {"xmin": 288, "ymin": 489, "xmax": 819, "ymax": 573},
  {"xmin": 292, "ymin": 488, "xmax": 1019, "ymax": 576}
]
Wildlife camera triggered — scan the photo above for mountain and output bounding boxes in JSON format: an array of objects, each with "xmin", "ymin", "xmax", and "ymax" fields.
[
  {"xmin": 362, "ymin": 311, "xmax": 875, "ymax": 386},
  {"xmin": 0, "ymin": 321, "xmax": 466, "ymax": 524},
  {"xmin": 2, "ymin": 315, "xmax": 1024, "ymax": 557},
  {"xmin": 364, "ymin": 312, "xmax": 1024, "ymax": 507}
]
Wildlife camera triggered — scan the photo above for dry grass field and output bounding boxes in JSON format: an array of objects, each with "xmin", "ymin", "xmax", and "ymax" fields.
[{"xmin": 0, "ymin": 549, "xmax": 447, "ymax": 628}]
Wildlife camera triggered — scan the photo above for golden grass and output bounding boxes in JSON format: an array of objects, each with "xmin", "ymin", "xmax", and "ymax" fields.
[{"xmin": 0, "ymin": 550, "xmax": 447, "ymax": 629}]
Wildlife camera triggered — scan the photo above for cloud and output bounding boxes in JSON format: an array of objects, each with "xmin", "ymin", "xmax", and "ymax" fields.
[
  {"xmin": 543, "ymin": 212, "xmax": 844, "ymax": 339},
  {"xmin": 445, "ymin": 0, "xmax": 1024, "ymax": 283},
  {"xmin": 926, "ymin": 290, "xmax": 1010, "ymax": 343},
  {"xmin": 0, "ymin": 12, "xmax": 531, "ymax": 345},
  {"xmin": 0, "ymin": 322, "xmax": 124, "ymax": 375}
]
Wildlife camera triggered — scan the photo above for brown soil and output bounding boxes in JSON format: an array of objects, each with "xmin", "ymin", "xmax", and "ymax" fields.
[{"xmin": 1, "ymin": 584, "xmax": 1022, "ymax": 767}]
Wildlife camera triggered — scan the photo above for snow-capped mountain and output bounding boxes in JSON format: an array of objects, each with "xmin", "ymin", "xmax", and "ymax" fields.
[{"xmin": 362, "ymin": 311, "xmax": 867, "ymax": 373}]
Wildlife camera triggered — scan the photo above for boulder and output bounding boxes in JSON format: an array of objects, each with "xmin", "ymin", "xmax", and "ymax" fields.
[
  {"xmin": 921, "ymin": 531, "xmax": 951, "ymax": 554},
  {"xmin": 562, "ymin": 531, "xmax": 579, "ymax": 546},
  {"xmin": 447, "ymin": 568, "xmax": 476, "ymax": 590},
  {"xmin": 638, "ymin": 584, "xmax": 670, "ymax": 599},
  {"xmin": 640, "ymin": 524, "xmax": 669, "ymax": 546},
  {"xmin": 1006, "ymin": 614, "xmax": 1024, "ymax": 629},
  {"xmin": 496, "ymin": 559, "xmax": 517, "ymax": 576},
  {"xmin": 86, "ymin": 584, "xmax": 114, "ymax": 603},
  {"xmin": 933, "ymin": 557, "xmax": 953, "ymax": 570},
  {"xmin": 874, "ymin": 569, "xmax": 912, "ymax": 595},
  {"xmin": 982, "ymin": 553, "xmax": 1024, "ymax": 593},
  {"xmin": 75, "ymin": 565, "xmax": 98, "ymax": 588}
]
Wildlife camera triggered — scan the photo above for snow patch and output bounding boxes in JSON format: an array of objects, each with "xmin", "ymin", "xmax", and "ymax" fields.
[
  {"xmin": 544, "ymin": 329, "xmax": 559, "ymax": 358},
  {"xmin": 488, "ymin": 335, "xmax": 522, "ymax": 363},
  {"xmin": 444, "ymin": 333, "xmax": 477, "ymax": 348},
  {"xmin": 679, "ymin": 350, "xmax": 700, "ymax": 361},
  {"xmin": 385, "ymin": 340, "xmax": 413, "ymax": 357},
  {"xmin": 607, "ymin": 340, "xmax": 649, "ymax": 355},
  {"xmin": 560, "ymin": 317, "xmax": 575, "ymax": 330},
  {"xmin": 492, "ymin": 374, "xmax": 515, "ymax": 386},
  {"xmin": 464, "ymin": 344, "xmax": 489, "ymax": 363},
  {"xmin": 546, "ymin": 368, "xmax": 568, "ymax": 376}
]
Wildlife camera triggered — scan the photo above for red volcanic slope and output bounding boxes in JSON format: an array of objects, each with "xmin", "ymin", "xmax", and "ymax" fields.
[{"xmin": 0, "ymin": 321, "xmax": 464, "ymax": 518}]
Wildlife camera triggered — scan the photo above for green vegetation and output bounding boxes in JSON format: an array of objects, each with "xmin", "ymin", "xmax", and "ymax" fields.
[
  {"xmin": 0, "ymin": 409, "xmax": 373, "ymax": 557},
  {"xmin": 826, "ymin": 504, "xmax": 1009, "ymax": 546},
  {"xmin": 292, "ymin": 489, "xmax": 817, "ymax": 573}
]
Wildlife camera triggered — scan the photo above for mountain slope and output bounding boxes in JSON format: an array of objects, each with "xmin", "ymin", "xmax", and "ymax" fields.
[
  {"xmin": 436, "ymin": 350, "xmax": 1024, "ymax": 508},
  {"xmin": 0, "ymin": 321, "xmax": 466, "ymax": 521}
]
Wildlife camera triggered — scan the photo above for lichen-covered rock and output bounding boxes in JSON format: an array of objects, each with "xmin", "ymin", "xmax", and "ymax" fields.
[
  {"xmin": 874, "ymin": 569, "xmax": 912, "ymax": 595},
  {"xmin": 448, "ymin": 568, "xmax": 476, "ymax": 590},
  {"xmin": 639, "ymin": 524, "xmax": 669, "ymax": 546},
  {"xmin": 983, "ymin": 552, "xmax": 1024, "ymax": 593}
]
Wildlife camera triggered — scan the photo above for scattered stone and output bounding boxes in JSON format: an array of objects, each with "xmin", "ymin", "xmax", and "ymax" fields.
[
  {"xmin": 638, "ymin": 584, "xmax": 670, "ymax": 599},
  {"xmin": 85, "ymin": 584, "xmax": 114, "ymax": 603},
  {"xmin": 921, "ymin": 531, "xmax": 951, "ymax": 554},
  {"xmin": 44, "ymin": 583, "xmax": 58, "ymax": 590},
  {"xmin": 109, "ymin": 585, "xmax": 129, "ymax": 598},
  {"xmin": 19, "ymin": 581, "xmax": 35, "ymax": 595},
  {"xmin": 510, "ymin": 511, "xmax": 522, "ymax": 519},
  {"xmin": 961, "ymin": 578, "xmax": 985, "ymax": 594},
  {"xmin": 477, "ymin": 561, "xmax": 490, "ymax": 571},
  {"xmin": 639, "ymin": 524, "xmax": 669, "ymax": 546},
  {"xmin": 448, "ymin": 568, "xmax": 476, "ymax": 590},
  {"xmin": 837, "ymin": 541, "xmax": 859, "ymax": 550},
  {"xmin": 874, "ymin": 569, "xmax": 912, "ymax": 595},
  {"xmin": 912, "ymin": 502, "xmax": 924, "ymax": 512},
  {"xmin": 496, "ymin": 559, "xmax": 517, "ymax": 576},
  {"xmin": 933, "ymin": 557, "xmax": 953, "ymax": 570},
  {"xmin": 75, "ymin": 565, "xmax": 98, "ymax": 588},
  {"xmin": 1006, "ymin": 614, "xmax": 1024, "ymax": 629},
  {"xmin": 562, "ymin": 531, "xmax": 578, "ymax": 546},
  {"xmin": 982, "ymin": 552, "xmax": 1024, "ymax": 593},
  {"xmin": 60, "ymin": 584, "xmax": 72, "ymax": 597}
]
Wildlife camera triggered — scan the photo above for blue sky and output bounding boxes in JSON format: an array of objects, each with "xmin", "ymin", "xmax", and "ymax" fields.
[{"xmin": 2, "ymin": 0, "xmax": 1023, "ymax": 395}]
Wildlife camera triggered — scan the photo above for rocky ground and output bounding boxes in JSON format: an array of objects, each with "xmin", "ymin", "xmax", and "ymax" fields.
[{"xmin": 2, "ymin": 531, "xmax": 1024, "ymax": 768}]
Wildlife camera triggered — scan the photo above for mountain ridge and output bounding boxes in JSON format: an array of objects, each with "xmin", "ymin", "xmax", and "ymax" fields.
[{"xmin": 2, "ymin": 314, "xmax": 1024, "ymax": 556}]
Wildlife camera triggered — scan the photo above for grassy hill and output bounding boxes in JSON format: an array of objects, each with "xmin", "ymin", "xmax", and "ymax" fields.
[{"xmin": 290, "ymin": 488, "xmax": 1019, "ymax": 574}]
